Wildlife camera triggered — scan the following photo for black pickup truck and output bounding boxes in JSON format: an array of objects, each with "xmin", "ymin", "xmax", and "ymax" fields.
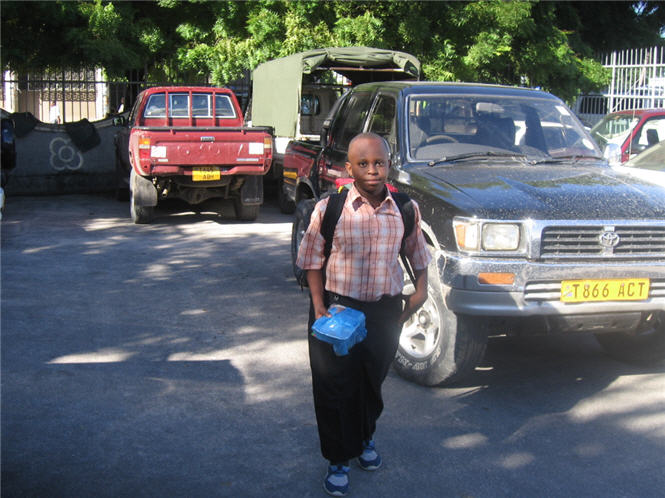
[{"xmin": 286, "ymin": 81, "xmax": 665, "ymax": 386}]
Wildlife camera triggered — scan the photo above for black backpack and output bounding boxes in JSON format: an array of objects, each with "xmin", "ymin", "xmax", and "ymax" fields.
[{"xmin": 296, "ymin": 188, "xmax": 416, "ymax": 287}]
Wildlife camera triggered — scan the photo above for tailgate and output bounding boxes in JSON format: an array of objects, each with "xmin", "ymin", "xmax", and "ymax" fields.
[{"xmin": 143, "ymin": 128, "xmax": 271, "ymax": 167}]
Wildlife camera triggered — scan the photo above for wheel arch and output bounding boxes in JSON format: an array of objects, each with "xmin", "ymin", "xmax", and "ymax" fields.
[{"xmin": 295, "ymin": 179, "xmax": 317, "ymax": 204}]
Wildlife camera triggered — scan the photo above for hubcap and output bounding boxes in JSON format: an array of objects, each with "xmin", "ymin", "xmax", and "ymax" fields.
[{"xmin": 399, "ymin": 286, "xmax": 441, "ymax": 359}]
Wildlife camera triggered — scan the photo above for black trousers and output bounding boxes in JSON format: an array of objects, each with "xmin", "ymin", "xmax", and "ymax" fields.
[{"xmin": 308, "ymin": 291, "xmax": 403, "ymax": 463}]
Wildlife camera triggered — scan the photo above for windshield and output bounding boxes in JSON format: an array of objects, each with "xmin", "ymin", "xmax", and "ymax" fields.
[
  {"xmin": 590, "ymin": 113, "xmax": 640, "ymax": 149},
  {"xmin": 407, "ymin": 94, "xmax": 600, "ymax": 162},
  {"xmin": 625, "ymin": 141, "xmax": 665, "ymax": 171}
]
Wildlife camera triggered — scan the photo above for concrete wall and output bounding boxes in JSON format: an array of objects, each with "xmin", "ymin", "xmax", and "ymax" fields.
[{"xmin": 5, "ymin": 117, "xmax": 120, "ymax": 195}]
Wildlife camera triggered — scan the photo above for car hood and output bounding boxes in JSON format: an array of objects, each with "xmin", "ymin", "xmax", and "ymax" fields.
[{"xmin": 412, "ymin": 162, "xmax": 665, "ymax": 219}]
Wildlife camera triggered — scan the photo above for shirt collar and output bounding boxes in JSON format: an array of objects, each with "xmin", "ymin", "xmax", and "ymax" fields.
[{"xmin": 348, "ymin": 183, "xmax": 399, "ymax": 213}]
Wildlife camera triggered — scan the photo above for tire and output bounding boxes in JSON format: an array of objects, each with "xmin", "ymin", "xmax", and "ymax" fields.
[
  {"xmin": 393, "ymin": 256, "xmax": 488, "ymax": 386},
  {"xmin": 129, "ymin": 170, "xmax": 154, "ymax": 224},
  {"xmin": 291, "ymin": 198, "xmax": 316, "ymax": 285},
  {"xmin": 595, "ymin": 311, "xmax": 665, "ymax": 364},
  {"xmin": 278, "ymin": 179, "xmax": 296, "ymax": 214},
  {"xmin": 233, "ymin": 200, "xmax": 260, "ymax": 221}
]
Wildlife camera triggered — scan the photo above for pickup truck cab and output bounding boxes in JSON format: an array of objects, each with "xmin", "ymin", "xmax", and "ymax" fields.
[
  {"xmin": 590, "ymin": 108, "xmax": 665, "ymax": 164},
  {"xmin": 115, "ymin": 86, "xmax": 273, "ymax": 223},
  {"xmin": 288, "ymin": 81, "xmax": 665, "ymax": 386}
]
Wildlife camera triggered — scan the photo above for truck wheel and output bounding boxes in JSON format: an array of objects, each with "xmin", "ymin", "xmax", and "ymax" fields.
[
  {"xmin": 233, "ymin": 200, "xmax": 259, "ymax": 221},
  {"xmin": 393, "ymin": 259, "xmax": 488, "ymax": 386},
  {"xmin": 130, "ymin": 190, "xmax": 154, "ymax": 224},
  {"xmin": 595, "ymin": 311, "xmax": 665, "ymax": 364},
  {"xmin": 129, "ymin": 170, "xmax": 154, "ymax": 224},
  {"xmin": 278, "ymin": 179, "xmax": 296, "ymax": 214},
  {"xmin": 291, "ymin": 198, "xmax": 316, "ymax": 284}
]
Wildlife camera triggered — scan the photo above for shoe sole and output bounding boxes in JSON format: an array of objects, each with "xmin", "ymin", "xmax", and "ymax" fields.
[
  {"xmin": 356, "ymin": 458, "xmax": 381, "ymax": 471},
  {"xmin": 324, "ymin": 468, "xmax": 349, "ymax": 497},
  {"xmin": 323, "ymin": 482, "xmax": 348, "ymax": 497}
]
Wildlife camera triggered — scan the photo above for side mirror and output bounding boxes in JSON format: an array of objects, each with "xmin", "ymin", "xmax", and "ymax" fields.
[
  {"xmin": 603, "ymin": 143, "xmax": 622, "ymax": 165},
  {"xmin": 113, "ymin": 116, "xmax": 127, "ymax": 126},
  {"xmin": 320, "ymin": 119, "xmax": 331, "ymax": 148}
]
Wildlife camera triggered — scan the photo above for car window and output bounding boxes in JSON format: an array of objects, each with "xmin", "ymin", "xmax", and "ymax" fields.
[
  {"xmin": 144, "ymin": 93, "xmax": 166, "ymax": 117},
  {"xmin": 214, "ymin": 95, "xmax": 236, "ymax": 118},
  {"xmin": 192, "ymin": 94, "xmax": 210, "ymax": 117},
  {"xmin": 367, "ymin": 95, "xmax": 397, "ymax": 146},
  {"xmin": 129, "ymin": 92, "xmax": 145, "ymax": 122},
  {"xmin": 627, "ymin": 141, "xmax": 665, "ymax": 170},
  {"xmin": 590, "ymin": 114, "xmax": 640, "ymax": 148},
  {"xmin": 633, "ymin": 116, "xmax": 665, "ymax": 147},
  {"xmin": 406, "ymin": 95, "xmax": 599, "ymax": 161},
  {"xmin": 330, "ymin": 92, "xmax": 372, "ymax": 151},
  {"xmin": 189, "ymin": 93, "xmax": 236, "ymax": 118},
  {"xmin": 301, "ymin": 95, "xmax": 320, "ymax": 116},
  {"xmin": 169, "ymin": 93, "xmax": 189, "ymax": 117}
]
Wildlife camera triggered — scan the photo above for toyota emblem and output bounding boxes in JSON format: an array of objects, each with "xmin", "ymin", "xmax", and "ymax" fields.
[{"xmin": 599, "ymin": 231, "xmax": 620, "ymax": 248}]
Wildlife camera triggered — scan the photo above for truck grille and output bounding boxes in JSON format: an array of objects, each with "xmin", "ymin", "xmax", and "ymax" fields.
[
  {"xmin": 524, "ymin": 278, "xmax": 665, "ymax": 302},
  {"xmin": 540, "ymin": 225, "xmax": 665, "ymax": 258}
]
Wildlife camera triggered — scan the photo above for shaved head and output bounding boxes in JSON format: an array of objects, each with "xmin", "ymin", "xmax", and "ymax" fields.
[{"xmin": 348, "ymin": 133, "xmax": 390, "ymax": 158}]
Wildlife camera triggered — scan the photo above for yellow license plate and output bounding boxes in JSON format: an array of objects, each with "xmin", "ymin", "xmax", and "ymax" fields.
[
  {"xmin": 561, "ymin": 278, "xmax": 650, "ymax": 303},
  {"xmin": 192, "ymin": 167, "xmax": 220, "ymax": 181}
]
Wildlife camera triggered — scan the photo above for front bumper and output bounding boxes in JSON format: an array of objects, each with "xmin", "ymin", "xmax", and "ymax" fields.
[{"xmin": 439, "ymin": 252, "xmax": 665, "ymax": 317}]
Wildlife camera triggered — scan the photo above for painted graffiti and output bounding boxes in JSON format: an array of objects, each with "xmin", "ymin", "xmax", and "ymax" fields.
[{"xmin": 49, "ymin": 137, "xmax": 84, "ymax": 171}]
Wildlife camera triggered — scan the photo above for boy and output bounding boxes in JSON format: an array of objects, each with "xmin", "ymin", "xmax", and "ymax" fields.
[{"xmin": 297, "ymin": 132, "xmax": 431, "ymax": 496}]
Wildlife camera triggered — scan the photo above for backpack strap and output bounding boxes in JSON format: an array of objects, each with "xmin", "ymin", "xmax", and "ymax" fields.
[
  {"xmin": 321, "ymin": 189, "xmax": 348, "ymax": 260},
  {"xmin": 391, "ymin": 192, "xmax": 415, "ymax": 250},
  {"xmin": 391, "ymin": 191, "xmax": 417, "ymax": 285}
]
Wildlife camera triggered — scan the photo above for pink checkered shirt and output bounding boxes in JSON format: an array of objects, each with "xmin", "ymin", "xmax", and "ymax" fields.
[{"xmin": 296, "ymin": 184, "xmax": 432, "ymax": 302}]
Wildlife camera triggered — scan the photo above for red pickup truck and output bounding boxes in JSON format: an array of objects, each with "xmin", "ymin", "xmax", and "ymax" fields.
[{"xmin": 115, "ymin": 86, "xmax": 273, "ymax": 223}]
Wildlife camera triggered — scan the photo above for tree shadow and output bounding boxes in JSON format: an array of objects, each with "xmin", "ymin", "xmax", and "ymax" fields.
[
  {"xmin": 1, "ymin": 194, "xmax": 321, "ymax": 497},
  {"xmin": 376, "ymin": 334, "xmax": 665, "ymax": 498}
]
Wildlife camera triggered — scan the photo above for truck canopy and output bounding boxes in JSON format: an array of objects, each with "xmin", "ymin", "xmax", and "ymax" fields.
[{"xmin": 251, "ymin": 47, "xmax": 421, "ymax": 138}]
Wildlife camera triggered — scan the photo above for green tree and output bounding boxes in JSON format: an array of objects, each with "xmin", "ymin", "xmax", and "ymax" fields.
[{"xmin": 2, "ymin": 1, "xmax": 664, "ymax": 102}]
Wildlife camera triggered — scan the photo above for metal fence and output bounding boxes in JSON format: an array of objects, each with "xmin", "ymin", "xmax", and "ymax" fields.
[
  {"xmin": 1, "ymin": 69, "xmax": 251, "ymax": 123},
  {"xmin": 575, "ymin": 46, "xmax": 665, "ymax": 125}
]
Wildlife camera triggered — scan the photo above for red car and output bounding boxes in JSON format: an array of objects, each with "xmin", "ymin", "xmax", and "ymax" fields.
[
  {"xmin": 590, "ymin": 108, "xmax": 665, "ymax": 164},
  {"xmin": 115, "ymin": 86, "xmax": 273, "ymax": 223}
]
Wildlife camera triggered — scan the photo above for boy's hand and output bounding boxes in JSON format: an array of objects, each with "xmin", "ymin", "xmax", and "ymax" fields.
[
  {"xmin": 313, "ymin": 302, "xmax": 332, "ymax": 320},
  {"xmin": 399, "ymin": 268, "xmax": 427, "ymax": 325},
  {"xmin": 306, "ymin": 269, "xmax": 331, "ymax": 319}
]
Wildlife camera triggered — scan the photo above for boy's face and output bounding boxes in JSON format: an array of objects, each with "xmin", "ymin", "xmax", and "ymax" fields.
[{"xmin": 345, "ymin": 137, "xmax": 390, "ymax": 198}]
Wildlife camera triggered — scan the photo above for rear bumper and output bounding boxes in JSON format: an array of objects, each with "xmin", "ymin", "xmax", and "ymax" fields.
[{"xmin": 150, "ymin": 164, "xmax": 269, "ymax": 176}]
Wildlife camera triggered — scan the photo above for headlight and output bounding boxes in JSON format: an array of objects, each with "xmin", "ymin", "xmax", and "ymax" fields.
[
  {"xmin": 482, "ymin": 223, "xmax": 520, "ymax": 250},
  {"xmin": 453, "ymin": 218, "xmax": 522, "ymax": 252}
]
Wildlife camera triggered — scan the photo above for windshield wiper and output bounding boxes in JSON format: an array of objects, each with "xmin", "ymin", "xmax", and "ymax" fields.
[
  {"xmin": 530, "ymin": 155, "xmax": 605, "ymax": 165},
  {"xmin": 427, "ymin": 151, "xmax": 526, "ymax": 167}
]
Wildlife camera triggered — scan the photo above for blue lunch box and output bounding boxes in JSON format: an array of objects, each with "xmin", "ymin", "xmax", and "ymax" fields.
[{"xmin": 311, "ymin": 305, "xmax": 367, "ymax": 356}]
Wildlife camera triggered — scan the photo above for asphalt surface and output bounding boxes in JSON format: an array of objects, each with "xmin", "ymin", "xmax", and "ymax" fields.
[{"xmin": 2, "ymin": 193, "xmax": 664, "ymax": 498}]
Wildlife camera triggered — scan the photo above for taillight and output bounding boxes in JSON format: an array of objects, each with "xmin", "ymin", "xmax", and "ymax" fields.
[{"xmin": 136, "ymin": 136, "xmax": 152, "ymax": 175}]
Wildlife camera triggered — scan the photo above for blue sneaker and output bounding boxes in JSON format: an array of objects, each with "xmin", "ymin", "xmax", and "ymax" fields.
[
  {"xmin": 357, "ymin": 440, "xmax": 382, "ymax": 471},
  {"xmin": 324, "ymin": 464, "xmax": 350, "ymax": 496}
]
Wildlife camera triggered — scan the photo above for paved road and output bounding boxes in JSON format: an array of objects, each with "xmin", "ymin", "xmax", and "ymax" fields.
[{"xmin": 2, "ymin": 194, "xmax": 664, "ymax": 498}]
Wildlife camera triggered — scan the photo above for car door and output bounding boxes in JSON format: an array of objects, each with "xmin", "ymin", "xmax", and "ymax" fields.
[
  {"xmin": 115, "ymin": 92, "xmax": 145, "ymax": 173},
  {"xmin": 318, "ymin": 90, "xmax": 374, "ymax": 192}
]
